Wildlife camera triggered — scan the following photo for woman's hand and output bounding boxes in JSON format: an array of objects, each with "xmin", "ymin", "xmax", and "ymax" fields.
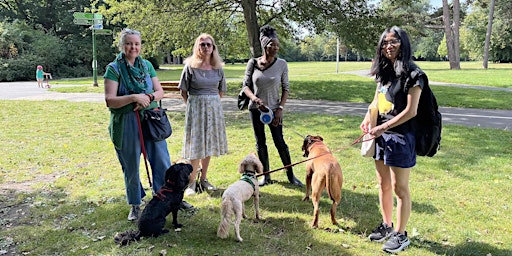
[
  {"xmin": 360, "ymin": 118, "xmax": 371, "ymax": 133},
  {"xmin": 272, "ymin": 108, "xmax": 283, "ymax": 126},
  {"xmin": 132, "ymin": 94, "xmax": 151, "ymax": 111},
  {"xmin": 252, "ymin": 97, "xmax": 264, "ymax": 106},
  {"xmin": 369, "ymin": 124, "xmax": 388, "ymax": 138}
]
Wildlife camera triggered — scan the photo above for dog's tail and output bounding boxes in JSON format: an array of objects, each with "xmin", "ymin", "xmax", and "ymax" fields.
[
  {"xmin": 217, "ymin": 197, "xmax": 233, "ymax": 239},
  {"xmin": 113, "ymin": 230, "xmax": 141, "ymax": 246},
  {"xmin": 326, "ymin": 162, "xmax": 343, "ymax": 204}
]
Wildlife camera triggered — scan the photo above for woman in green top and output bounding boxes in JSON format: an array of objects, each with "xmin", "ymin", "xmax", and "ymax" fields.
[{"xmin": 103, "ymin": 28, "xmax": 171, "ymax": 221}]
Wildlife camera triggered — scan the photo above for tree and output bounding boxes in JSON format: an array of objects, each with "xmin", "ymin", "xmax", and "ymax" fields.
[
  {"xmin": 482, "ymin": 0, "xmax": 495, "ymax": 68},
  {"xmin": 442, "ymin": 0, "xmax": 461, "ymax": 69},
  {"xmin": 462, "ymin": 0, "xmax": 512, "ymax": 62}
]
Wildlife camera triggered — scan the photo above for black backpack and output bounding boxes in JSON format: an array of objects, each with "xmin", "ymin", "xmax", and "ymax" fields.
[{"xmin": 405, "ymin": 68, "xmax": 442, "ymax": 157}]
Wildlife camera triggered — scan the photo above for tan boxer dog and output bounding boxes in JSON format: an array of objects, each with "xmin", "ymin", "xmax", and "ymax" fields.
[{"xmin": 301, "ymin": 135, "xmax": 343, "ymax": 228}]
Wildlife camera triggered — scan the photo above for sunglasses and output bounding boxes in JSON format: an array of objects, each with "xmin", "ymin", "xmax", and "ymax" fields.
[
  {"xmin": 200, "ymin": 42, "xmax": 212, "ymax": 48},
  {"xmin": 381, "ymin": 39, "xmax": 401, "ymax": 48}
]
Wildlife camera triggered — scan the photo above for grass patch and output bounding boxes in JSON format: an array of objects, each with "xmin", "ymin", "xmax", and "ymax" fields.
[
  {"xmin": 50, "ymin": 61, "xmax": 512, "ymax": 110},
  {"xmin": 1, "ymin": 100, "xmax": 511, "ymax": 255}
]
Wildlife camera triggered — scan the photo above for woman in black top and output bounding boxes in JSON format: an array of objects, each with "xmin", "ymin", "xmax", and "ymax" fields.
[{"xmin": 360, "ymin": 26, "xmax": 426, "ymax": 253}]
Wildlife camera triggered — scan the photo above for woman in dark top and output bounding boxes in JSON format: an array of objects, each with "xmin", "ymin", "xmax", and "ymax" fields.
[{"xmin": 360, "ymin": 26, "xmax": 425, "ymax": 253}]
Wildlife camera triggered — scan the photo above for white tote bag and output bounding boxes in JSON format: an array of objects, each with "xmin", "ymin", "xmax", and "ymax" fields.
[{"xmin": 361, "ymin": 103, "xmax": 378, "ymax": 157}]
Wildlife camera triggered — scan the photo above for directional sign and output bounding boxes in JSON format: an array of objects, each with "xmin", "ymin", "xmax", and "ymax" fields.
[
  {"xmin": 73, "ymin": 19, "xmax": 94, "ymax": 25},
  {"xmin": 73, "ymin": 12, "xmax": 94, "ymax": 19},
  {"xmin": 73, "ymin": 12, "xmax": 103, "ymax": 20},
  {"xmin": 95, "ymin": 29, "xmax": 112, "ymax": 35}
]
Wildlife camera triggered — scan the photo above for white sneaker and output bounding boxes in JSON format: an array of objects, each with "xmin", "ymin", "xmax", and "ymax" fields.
[{"xmin": 185, "ymin": 182, "xmax": 196, "ymax": 196}]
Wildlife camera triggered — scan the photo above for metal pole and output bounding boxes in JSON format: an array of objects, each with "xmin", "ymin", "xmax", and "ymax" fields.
[
  {"xmin": 336, "ymin": 37, "xmax": 340, "ymax": 73},
  {"xmin": 92, "ymin": 28, "xmax": 98, "ymax": 87}
]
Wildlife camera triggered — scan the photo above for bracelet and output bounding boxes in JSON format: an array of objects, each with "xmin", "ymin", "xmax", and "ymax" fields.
[
  {"xmin": 278, "ymin": 105, "xmax": 284, "ymax": 110},
  {"xmin": 385, "ymin": 123, "xmax": 390, "ymax": 129},
  {"xmin": 146, "ymin": 93, "xmax": 154, "ymax": 102}
]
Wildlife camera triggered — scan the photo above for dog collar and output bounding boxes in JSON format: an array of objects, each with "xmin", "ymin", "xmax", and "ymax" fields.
[{"xmin": 240, "ymin": 173, "xmax": 256, "ymax": 190}]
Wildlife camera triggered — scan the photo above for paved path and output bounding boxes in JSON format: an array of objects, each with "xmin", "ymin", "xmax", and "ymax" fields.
[{"xmin": 2, "ymin": 81, "xmax": 511, "ymax": 130}]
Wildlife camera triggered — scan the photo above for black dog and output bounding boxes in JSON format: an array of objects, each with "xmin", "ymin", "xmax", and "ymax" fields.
[{"xmin": 114, "ymin": 162, "xmax": 193, "ymax": 245}]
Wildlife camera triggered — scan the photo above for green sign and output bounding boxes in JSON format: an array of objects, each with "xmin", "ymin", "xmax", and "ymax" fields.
[
  {"xmin": 73, "ymin": 12, "xmax": 102, "ymax": 20},
  {"xmin": 73, "ymin": 19, "xmax": 94, "ymax": 25},
  {"xmin": 95, "ymin": 29, "xmax": 112, "ymax": 35}
]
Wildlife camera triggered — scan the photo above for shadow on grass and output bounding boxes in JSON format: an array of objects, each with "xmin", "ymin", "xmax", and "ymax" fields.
[{"xmin": 414, "ymin": 239, "xmax": 511, "ymax": 256}]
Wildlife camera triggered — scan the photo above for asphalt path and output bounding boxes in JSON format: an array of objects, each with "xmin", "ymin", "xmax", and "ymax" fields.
[{"xmin": 1, "ymin": 81, "xmax": 511, "ymax": 130}]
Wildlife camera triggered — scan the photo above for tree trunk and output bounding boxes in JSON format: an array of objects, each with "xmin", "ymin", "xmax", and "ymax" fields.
[
  {"xmin": 241, "ymin": 0, "xmax": 261, "ymax": 58},
  {"xmin": 442, "ymin": 0, "xmax": 457, "ymax": 69},
  {"xmin": 483, "ymin": 0, "xmax": 495, "ymax": 69},
  {"xmin": 452, "ymin": 0, "xmax": 461, "ymax": 69}
]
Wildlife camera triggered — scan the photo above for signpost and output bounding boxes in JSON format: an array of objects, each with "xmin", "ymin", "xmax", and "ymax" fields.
[{"xmin": 73, "ymin": 12, "xmax": 107, "ymax": 87}]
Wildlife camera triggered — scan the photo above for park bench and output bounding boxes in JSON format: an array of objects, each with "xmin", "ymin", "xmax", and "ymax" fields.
[{"xmin": 159, "ymin": 81, "xmax": 181, "ymax": 107}]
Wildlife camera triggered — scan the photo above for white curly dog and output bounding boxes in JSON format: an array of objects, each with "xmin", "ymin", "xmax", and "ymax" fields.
[{"xmin": 217, "ymin": 153, "xmax": 263, "ymax": 242}]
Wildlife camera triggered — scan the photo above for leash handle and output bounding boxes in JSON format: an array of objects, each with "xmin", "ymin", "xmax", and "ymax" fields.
[{"xmin": 135, "ymin": 111, "xmax": 153, "ymax": 189}]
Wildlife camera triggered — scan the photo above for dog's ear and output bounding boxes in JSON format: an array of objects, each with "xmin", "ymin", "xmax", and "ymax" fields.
[
  {"xmin": 238, "ymin": 161, "xmax": 245, "ymax": 174},
  {"xmin": 302, "ymin": 135, "xmax": 311, "ymax": 157},
  {"xmin": 165, "ymin": 165, "xmax": 177, "ymax": 183},
  {"xmin": 176, "ymin": 164, "xmax": 193, "ymax": 189},
  {"xmin": 255, "ymin": 158, "xmax": 263, "ymax": 174},
  {"xmin": 302, "ymin": 136, "xmax": 309, "ymax": 152}
]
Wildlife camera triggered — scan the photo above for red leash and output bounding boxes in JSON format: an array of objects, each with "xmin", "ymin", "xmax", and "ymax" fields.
[
  {"xmin": 135, "ymin": 111, "xmax": 153, "ymax": 189},
  {"xmin": 256, "ymin": 133, "xmax": 374, "ymax": 177}
]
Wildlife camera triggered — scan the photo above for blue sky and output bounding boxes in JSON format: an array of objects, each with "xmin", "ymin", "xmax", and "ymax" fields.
[{"xmin": 431, "ymin": 0, "xmax": 443, "ymax": 8}]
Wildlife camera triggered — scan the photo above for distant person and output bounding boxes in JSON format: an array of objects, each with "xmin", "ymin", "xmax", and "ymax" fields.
[
  {"xmin": 178, "ymin": 33, "xmax": 228, "ymax": 196},
  {"xmin": 360, "ymin": 26, "xmax": 426, "ymax": 253},
  {"xmin": 36, "ymin": 65, "xmax": 50, "ymax": 88},
  {"xmin": 242, "ymin": 25, "xmax": 302, "ymax": 187},
  {"xmin": 103, "ymin": 28, "xmax": 171, "ymax": 221}
]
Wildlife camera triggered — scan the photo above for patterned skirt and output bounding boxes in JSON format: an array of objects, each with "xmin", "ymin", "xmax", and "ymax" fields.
[{"xmin": 182, "ymin": 94, "xmax": 228, "ymax": 159}]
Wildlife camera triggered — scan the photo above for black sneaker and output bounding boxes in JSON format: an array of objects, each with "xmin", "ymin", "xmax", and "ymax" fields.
[
  {"xmin": 368, "ymin": 222, "xmax": 394, "ymax": 242},
  {"xmin": 180, "ymin": 200, "xmax": 195, "ymax": 211},
  {"xmin": 382, "ymin": 231, "xmax": 410, "ymax": 253}
]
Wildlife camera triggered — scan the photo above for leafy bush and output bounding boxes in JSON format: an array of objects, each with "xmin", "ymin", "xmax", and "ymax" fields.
[
  {"xmin": 147, "ymin": 56, "xmax": 160, "ymax": 70},
  {"xmin": 0, "ymin": 54, "xmax": 44, "ymax": 81}
]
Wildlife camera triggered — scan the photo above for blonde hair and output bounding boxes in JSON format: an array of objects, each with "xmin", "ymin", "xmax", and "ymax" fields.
[
  {"xmin": 184, "ymin": 33, "xmax": 224, "ymax": 69},
  {"xmin": 118, "ymin": 28, "xmax": 141, "ymax": 53}
]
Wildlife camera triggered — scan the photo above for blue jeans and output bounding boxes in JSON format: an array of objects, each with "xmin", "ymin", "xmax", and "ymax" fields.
[{"xmin": 115, "ymin": 112, "xmax": 171, "ymax": 205}]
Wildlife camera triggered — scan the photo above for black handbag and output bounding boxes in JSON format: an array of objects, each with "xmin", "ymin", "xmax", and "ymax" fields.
[
  {"xmin": 237, "ymin": 59, "xmax": 255, "ymax": 111},
  {"xmin": 237, "ymin": 87, "xmax": 250, "ymax": 110},
  {"xmin": 142, "ymin": 107, "xmax": 172, "ymax": 141}
]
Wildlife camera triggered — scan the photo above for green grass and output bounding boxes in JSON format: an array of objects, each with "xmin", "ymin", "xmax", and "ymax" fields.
[
  {"xmin": 50, "ymin": 61, "xmax": 512, "ymax": 110},
  {"xmin": 1, "ymin": 101, "xmax": 511, "ymax": 256}
]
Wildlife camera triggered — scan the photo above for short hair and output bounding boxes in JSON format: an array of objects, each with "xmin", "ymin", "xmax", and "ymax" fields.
[
  {"xmin": 370, "ymin": 26, "xmax": 414, "ymax": 82},
  {"xmin": 184, "ymin": 33, "xmax": 224, "ymax": 69},
  {"xmin": 118, "ymin": 28, "xmax": 141, "ymax": 53}
]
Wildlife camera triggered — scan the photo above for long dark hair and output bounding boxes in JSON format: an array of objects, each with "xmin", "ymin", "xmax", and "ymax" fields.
[{"xmin": 370, "ymin": 26, "xmax": 415, "ymax": 83}]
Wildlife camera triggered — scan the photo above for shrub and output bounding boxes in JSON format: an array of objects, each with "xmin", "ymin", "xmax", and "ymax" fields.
[{"xmin": 147, "ymin": 56, "xmax": 160, "ymax": 70}]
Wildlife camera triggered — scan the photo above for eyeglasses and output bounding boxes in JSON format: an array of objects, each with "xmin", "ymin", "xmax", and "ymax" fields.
[
  {"xmin": 200, "ymin": 42, "xmax": 212, "ymax": 48},
  {"xmin": 381, "ymin": 39, "xmax": 400, "ymax": 48}
]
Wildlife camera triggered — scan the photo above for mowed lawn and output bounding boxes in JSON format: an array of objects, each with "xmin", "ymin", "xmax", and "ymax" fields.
[{"xmin": 1, "ymin": 61, "xmax": 511, "ymax": 255}]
